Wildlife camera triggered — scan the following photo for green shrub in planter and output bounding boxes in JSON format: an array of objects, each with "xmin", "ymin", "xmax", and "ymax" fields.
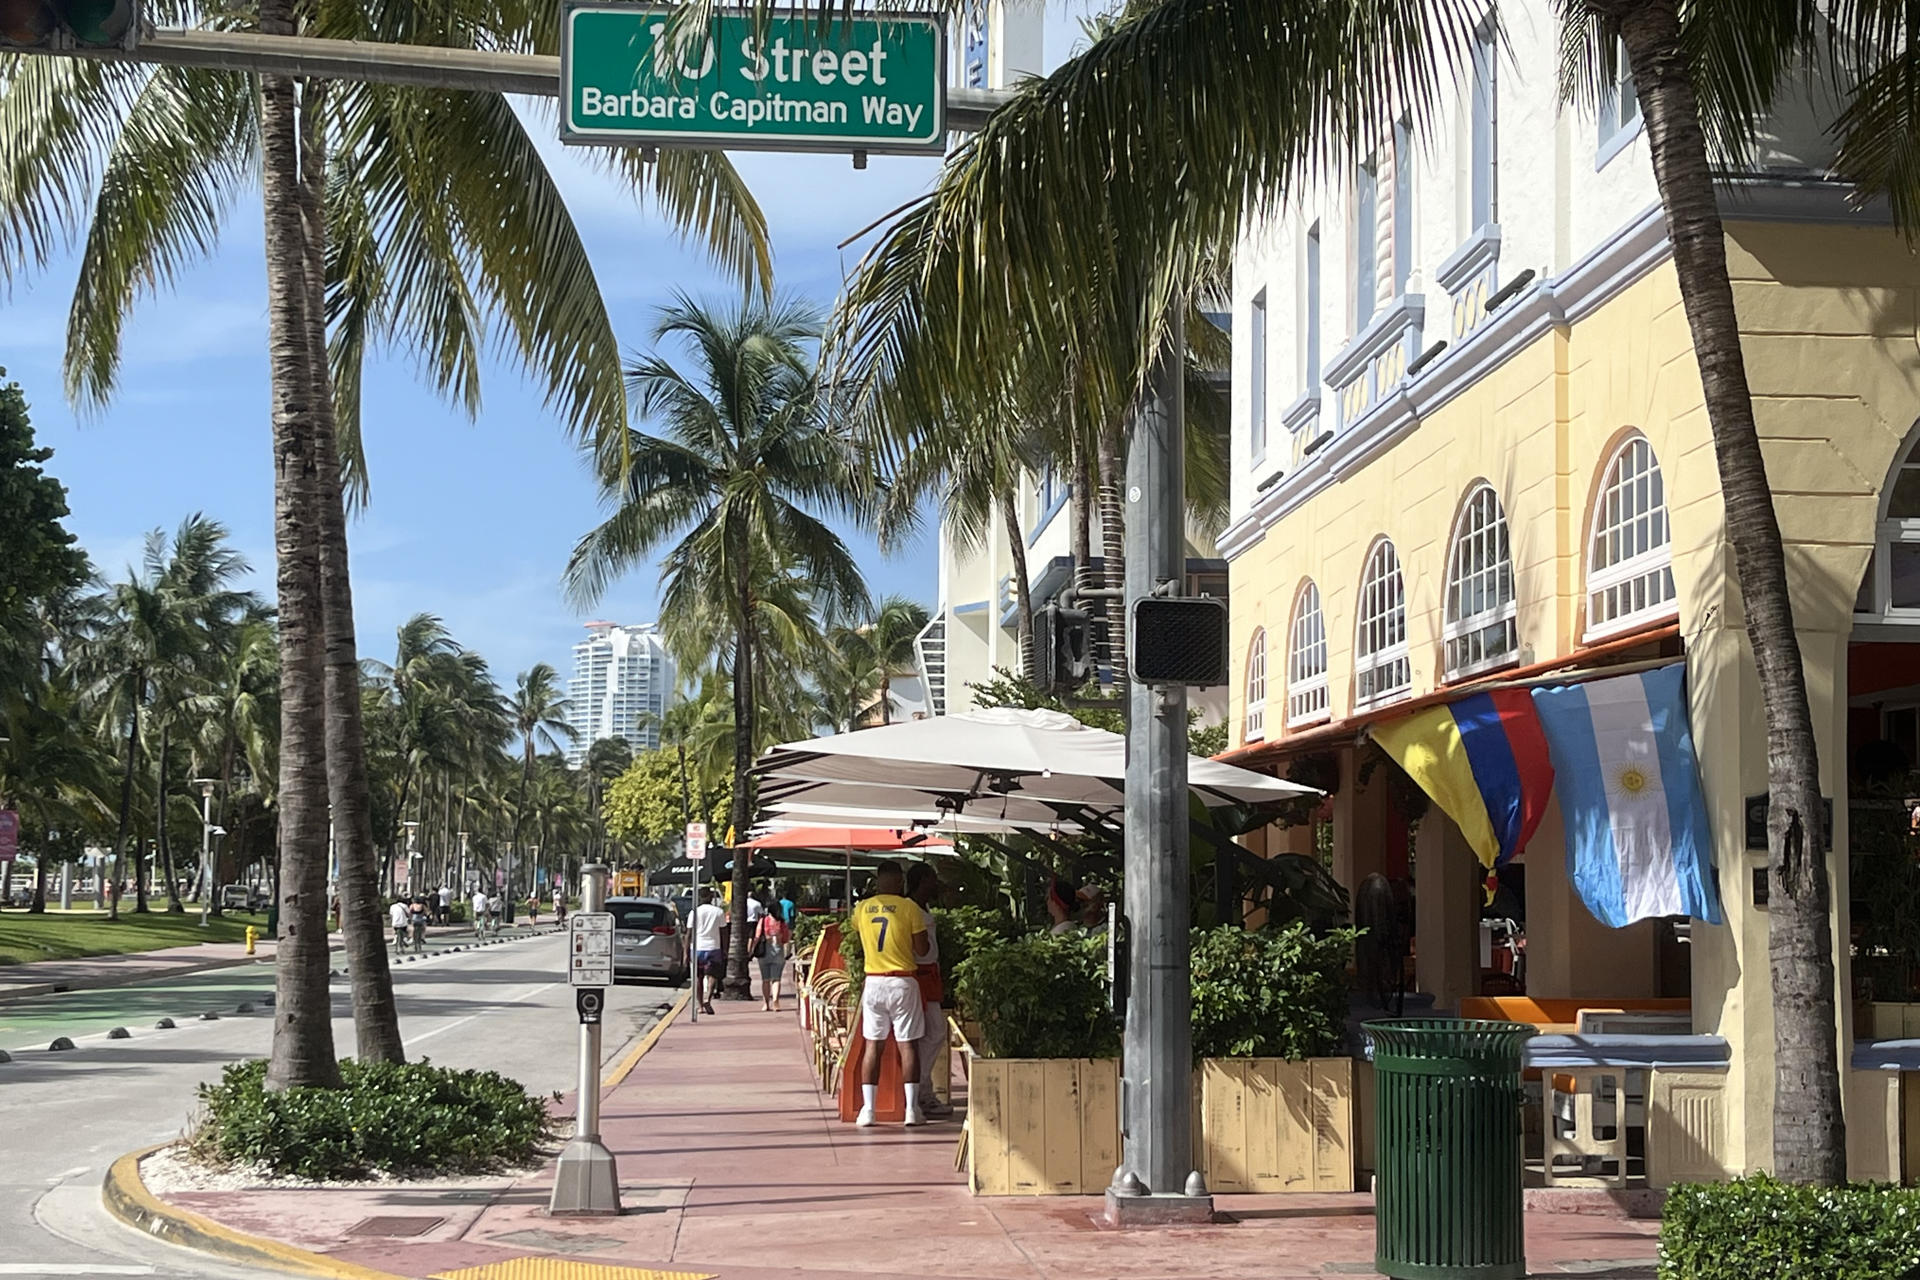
[
  {"xmin": 952, "ymin": 931, "xmax": 1118, "ymax": 1059},
  {"xmin": 932, "ymin": 905, "xmax": 1019, "ymax": 1001},
  {"xmin": 1659, "ymin": 1175, "xmax": 1920, "ymax": 1280},
  {"xmin": 791, "ymin": 912, "xmax": 840, "ymax": 958},
  {"xmin": 190, "ymin": 1058, "xmax": 552, "ymax": 1181},
  {"xmin": 1189, "ymin": 921, "xmax": 1357, "ymax": 1061}
]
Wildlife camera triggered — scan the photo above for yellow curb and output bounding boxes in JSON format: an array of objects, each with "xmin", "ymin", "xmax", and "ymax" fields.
[
  {"xmin": 601, "ymin": 988, "xmax": 689, "ymax": 1093},
  {"xmin": 103, "ymin": 1144, "xmax": 404, "ymax": 1280}
]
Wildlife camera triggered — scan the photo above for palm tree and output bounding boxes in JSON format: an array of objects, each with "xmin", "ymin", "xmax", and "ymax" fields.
[
  {"xmin": 75, "ymin": 516, "xmax": 257, "ymax": 920},
  {"xmin": 0, "ymin": 0, "xmax": 770, "ymax": 1088},
  {"xmin": 508, "ymin": 664, "xmax": 574, "ymax": 901},
  {"xmin": 567, "ymin": 294, "xmax": 869, "ymax": 996}
]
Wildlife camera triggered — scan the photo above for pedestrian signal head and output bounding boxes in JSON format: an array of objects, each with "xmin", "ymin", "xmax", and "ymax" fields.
[{"xmin": 0, "ymin": 0, "xmax": 139, "ymax": 49}]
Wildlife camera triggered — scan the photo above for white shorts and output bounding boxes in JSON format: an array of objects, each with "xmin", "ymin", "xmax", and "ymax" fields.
[{"xmin": 860, "ymin": 975, "xmax": 926, "ymax": 1042}]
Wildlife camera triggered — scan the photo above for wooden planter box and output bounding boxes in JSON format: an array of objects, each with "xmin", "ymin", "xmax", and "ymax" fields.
[
  {"xmin": 1199, "ymin": 1057, "xmax": 1356, "ymax": 1193},
  {"xmin": 965, "ymin": 1057, "xmax": 1119, "ymax": 1195}
]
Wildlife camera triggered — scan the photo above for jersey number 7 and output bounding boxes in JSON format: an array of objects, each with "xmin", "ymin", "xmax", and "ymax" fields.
[{"xmin": 873, "ymin": 916, "xmax": 889, "ymax": 950}]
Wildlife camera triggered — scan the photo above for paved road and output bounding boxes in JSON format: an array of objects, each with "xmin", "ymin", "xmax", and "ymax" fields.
[{"xmin": 0, "ymin": 932, "xmax": 679, "ymax": 1280}]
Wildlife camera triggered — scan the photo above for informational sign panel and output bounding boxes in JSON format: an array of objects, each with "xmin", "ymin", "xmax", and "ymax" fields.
[
  {"xmin": 560, "ymin": 4, "xmax": 946, "ymax": 154},
  {"xmin": 685, "ymin": 821, "xmax": 707, "ymax": 865},
  {"xmin": 0, "ymin": 809, "xmax": 16, "ymax": 862},
  {"xmin": 569, "ymin": 912, "xmax": 615, "ymax": 987}
]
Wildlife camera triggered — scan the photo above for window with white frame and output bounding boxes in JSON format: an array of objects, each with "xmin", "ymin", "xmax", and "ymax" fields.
[
  {"xmin": 1353, "ymin": 160, "xmax": 1378, "ymax": 331},
  {"xmin": 1250, "ymin": 290, "xmax": 1268, "ymax": 461},
  {"xmin": 1444, "ymin": 484, "xmax": 1518, "ymax": 678},
  {"xmin": 1469, "ymin": 22, "xmax": 1497, "ymax": 231},
  {"xmin": 1597, "ymin": 38, "xmax": 1642, "ymax": 165},
  {"xmin": 1856, "ymin": 433, "xmax": 1920, "ymax": 619},
  {"xmin": 1354, "ymin": 540, "xmax": 1411, "ymax": 707},
  {"xmin": 1586, "ymin": 436, "xmax": 1678, "ymax": 639},
  {"xmin": 1304, "ymin": 223, "xmax": 1322, "ymax": 387},
  {"xmin": 1287, "ymin": 582, "xmax": 1330, "ymax": 727},
  {"xmin": 1244, "ymin": 629, "xmax": 1268, "ymax": 742}
]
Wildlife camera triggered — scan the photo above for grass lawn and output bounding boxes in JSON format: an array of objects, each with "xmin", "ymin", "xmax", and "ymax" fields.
[{"xmin": 0, "ymin": 908, "xmax": 268, "ymax": 967}]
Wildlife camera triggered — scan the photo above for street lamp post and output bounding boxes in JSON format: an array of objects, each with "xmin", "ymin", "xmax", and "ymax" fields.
[
  {"xmin": 194, "ymin": 779, "xmax": 219, "ymax": 928},
  {"xmin": 403, "ymin": 820, "xmax": 420, "ymax": 895},
  {"xmin": 458, "ymin": 830, "xmax": 470, "ymax": 896}
]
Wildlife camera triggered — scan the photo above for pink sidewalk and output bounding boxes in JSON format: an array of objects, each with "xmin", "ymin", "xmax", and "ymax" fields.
[{"xmin": 159, "ymin": 999, "xmax": 1661, "ymax": 1279}]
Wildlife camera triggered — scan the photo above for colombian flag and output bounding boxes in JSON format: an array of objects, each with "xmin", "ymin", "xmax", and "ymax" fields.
[{"xmin": 1371, "ymin": 690, "xmax": 1555, "ymax": 898}]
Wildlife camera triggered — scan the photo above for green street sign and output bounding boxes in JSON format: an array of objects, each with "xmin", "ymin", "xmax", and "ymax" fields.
[{"xmin": 560, "ymin": 4, "xmax": 947, "ymax": 155}]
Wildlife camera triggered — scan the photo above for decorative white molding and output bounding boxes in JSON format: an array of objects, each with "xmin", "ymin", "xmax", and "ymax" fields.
[
  {"xmin": 1231, "ymin": 176, "xmax": 1889, "ymax": 561},
  {"xmin": 1322, "ymin": 295, "xmax": 1426, "ymax": 431}
]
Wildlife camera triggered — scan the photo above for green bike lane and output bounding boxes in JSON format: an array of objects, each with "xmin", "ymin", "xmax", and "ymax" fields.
[{"xmin": 0, "ymin": 930, "xmax": 546, "ymax": 1051}]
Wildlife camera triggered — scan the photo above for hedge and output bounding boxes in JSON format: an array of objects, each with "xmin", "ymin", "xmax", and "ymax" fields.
[
  {"xmin": 1659, "ymin": 1175, "xmax": 1920, "ymax": 1280},
  {"xmin": 190, "ymin": 1058, "xmax": 552, "ymax": 1181}
]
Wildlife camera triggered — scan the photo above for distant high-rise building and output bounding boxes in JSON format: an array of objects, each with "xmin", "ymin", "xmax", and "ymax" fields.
[{"xmin": 566, "ymin": 622, "xmax": 675, "ymax": 767}]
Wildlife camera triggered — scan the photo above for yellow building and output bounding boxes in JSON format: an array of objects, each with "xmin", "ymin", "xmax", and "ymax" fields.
[{"xmin": 1223, "ymin": 8, "xmax": 1920, "ymax": 1181}]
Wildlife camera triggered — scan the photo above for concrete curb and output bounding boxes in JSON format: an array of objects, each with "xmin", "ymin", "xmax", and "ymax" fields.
[
  {"xmin": 102, "ymin": 1145, "xmax": 404, "ymax": 1280},
  {"xmin": 602, "ymin": 988, "xmax": 690, "ymax": 1094}
]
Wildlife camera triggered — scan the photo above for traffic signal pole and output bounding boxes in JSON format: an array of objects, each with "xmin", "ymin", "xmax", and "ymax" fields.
[
  {"xmin": 1107, "ymin": 307, "xmax": 1212, "ymax": 1226},
  {"xmin": 43, "ymin": 28, "xmax": 1005, "ymax": 130}
]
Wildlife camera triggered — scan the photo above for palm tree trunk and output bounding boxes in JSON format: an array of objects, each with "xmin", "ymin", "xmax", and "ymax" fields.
[
  {"xmin": 1071, "ymin": 431, "xmax": 1094, "ymax": 596},
  {"xmin": 1615, "ymin": 0, "xmax": 1843, "ymax": 1183},
  {"xmin": 107, "ymin": 691, "xmax": 140, "ymax": 922},
  {"xmin": 1096, "ymin": 418, "xmax": 1126, "ymax": 692},
  {"xmin": 294, "ymin": 77, "xmax": 404, "ymax": 1064},
  {"xmin": 155, "ymin": 724, "xmax": 184, "ymax": 912},
  {"xmin": 29, "ymin": 831, "xmax": 47, "ymax": 914},
  {"xmin": 725, "ymin": 537, "xmax": 756, "ymax": 998},
  {"xmin": 1000, "ymin": 489, "xmax": 1037, "ymax": 681},
  {"xmin": 258, "ymin": 22, "xmax": 342, "ymax": 1091}
]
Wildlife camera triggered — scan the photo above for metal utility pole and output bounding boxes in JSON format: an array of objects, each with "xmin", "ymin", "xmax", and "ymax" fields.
[
  {"xmin": 195, "ymin": 779, "xmax": 219, "ymax": 927},
  {"xmin": 552, "ymin": 863, "xmax": 619, "ymax": 1215},
  {"xmin": 1107, "ymin": 308, "xmax": 1211, "ymax": 1225}
]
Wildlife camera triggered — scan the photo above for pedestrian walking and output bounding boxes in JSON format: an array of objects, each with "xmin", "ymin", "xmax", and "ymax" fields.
[
  {"xmin": 470, "ymin": 886, "xmax": 489, "ymax": 936},
  {"xmin": 409, "ymin": 897, "xmax": 428, "ymax": 952},
  {"xmin": 851, "ymin": 860, "xmax": 930, "ymax": 1128},
  {"xmin": 389, "ymin": 898, "xmax": 410, "ymax": 952},
  {"xmin": 488, "ymin": 890, "xmax": 503, "ymax": 934},
  {"xmin": 437, "ymin": 884, "xmax": 452, "ymax": 925},
  {"xmin": 526, "ymin": 892, "xmax": 540, "ymax": 926},
  {"xmin": 754, "ymin": 906, "xmax": 790, "ymax": 1013},
  {"xmin": 691, "ymin": 887, "xmax": 726, "ymax": 1015}
]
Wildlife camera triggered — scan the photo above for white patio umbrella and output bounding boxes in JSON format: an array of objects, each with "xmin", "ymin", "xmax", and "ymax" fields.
[
  {"xmin": 755, "ymin": 706, "xmax": 1319, "ymax": 820},
  {"xmin": 761, "ymin": 800, "xmax": 1091, "ymax": 836}
]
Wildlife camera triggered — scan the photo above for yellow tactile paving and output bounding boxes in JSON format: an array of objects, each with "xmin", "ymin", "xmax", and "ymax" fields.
[{"xmin": 431, "ymin": 1262, "xmax": 712, "ymax": 1280}]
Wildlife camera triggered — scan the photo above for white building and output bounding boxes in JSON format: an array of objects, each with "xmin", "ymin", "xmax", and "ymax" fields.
[{"xmin": 566, "ymin": 622, "xmax": 675, "ymax": 766}]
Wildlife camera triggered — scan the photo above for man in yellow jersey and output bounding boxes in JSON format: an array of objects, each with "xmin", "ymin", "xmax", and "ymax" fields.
[{"xmin": 851, "ymin": 860, "xmax": 931, "ymax": 1127}]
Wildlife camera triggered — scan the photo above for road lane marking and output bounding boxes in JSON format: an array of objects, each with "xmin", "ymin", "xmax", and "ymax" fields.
[{"xmin": 403, "ymin": 982, "xmax": 554, "ymax": 1050}]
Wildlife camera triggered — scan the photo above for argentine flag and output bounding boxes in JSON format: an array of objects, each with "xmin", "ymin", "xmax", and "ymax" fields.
[{"xmin": 1530, "ymin": 665, "xmax": 1724, "ymax": 927}]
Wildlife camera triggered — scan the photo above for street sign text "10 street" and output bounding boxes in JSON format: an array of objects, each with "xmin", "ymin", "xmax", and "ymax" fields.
[{"xmin": 560, "ymin": 5, "xmax": 946, "ymax": 154}]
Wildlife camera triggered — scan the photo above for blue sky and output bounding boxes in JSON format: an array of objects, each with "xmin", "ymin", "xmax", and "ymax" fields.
[{"xmin": 0, "ymin": 8, "xmax": 1099, "ymax": 686}]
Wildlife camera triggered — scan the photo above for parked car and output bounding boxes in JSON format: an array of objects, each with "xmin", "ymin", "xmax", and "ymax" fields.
[
  {"xmin": 221, "ymin": 884, "xmax": 267, "ymax": 911},
  {"xmin": 608, "ymin": 896, "xmax": 687, "ymax": 986}
]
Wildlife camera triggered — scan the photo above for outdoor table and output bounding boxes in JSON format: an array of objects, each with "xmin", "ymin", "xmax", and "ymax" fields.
[{"xmin": 1525, "ymin": 1034, "xmax": 1729, "ymax": 1187}]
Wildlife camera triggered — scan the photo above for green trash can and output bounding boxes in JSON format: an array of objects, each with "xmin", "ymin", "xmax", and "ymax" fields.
[{"xmin": 1368, "ymin": 1018, "xmax": 1537, "ymax": 1280}]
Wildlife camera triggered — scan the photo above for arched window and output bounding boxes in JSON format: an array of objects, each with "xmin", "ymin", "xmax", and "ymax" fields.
[
  {"xmin": 1287, "ymin": 582, "xmax": 1330, "ymax": 727},
  {"xmin": 1444, "ymin": 484, "xmax": 1518, "ymax": 678},
  {"xmin": 1244, "ymin": 629, "xmax": 1268, "ymax": 743},
  {"xmin": 1354, "ymin": 539, "xmax": 1411, "ymax": 707},
  {"xmin": 1856, "ymin": 433, "xmax": 1920, "ymax": 620},
  {"xmin": 1586, "ymin": 436, "xmax": 1677, "ymax": 639}
]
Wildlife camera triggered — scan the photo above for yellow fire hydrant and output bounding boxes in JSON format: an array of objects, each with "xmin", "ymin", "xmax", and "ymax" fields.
[{"xmin": 245, "ymin": 926, "xmax": 257, "ymax": 956}]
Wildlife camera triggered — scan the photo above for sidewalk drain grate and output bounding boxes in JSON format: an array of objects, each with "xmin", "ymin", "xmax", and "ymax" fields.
[{"xmin": 347, "ymin": 1215, "xmax": 445, "ymax": 1238}]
